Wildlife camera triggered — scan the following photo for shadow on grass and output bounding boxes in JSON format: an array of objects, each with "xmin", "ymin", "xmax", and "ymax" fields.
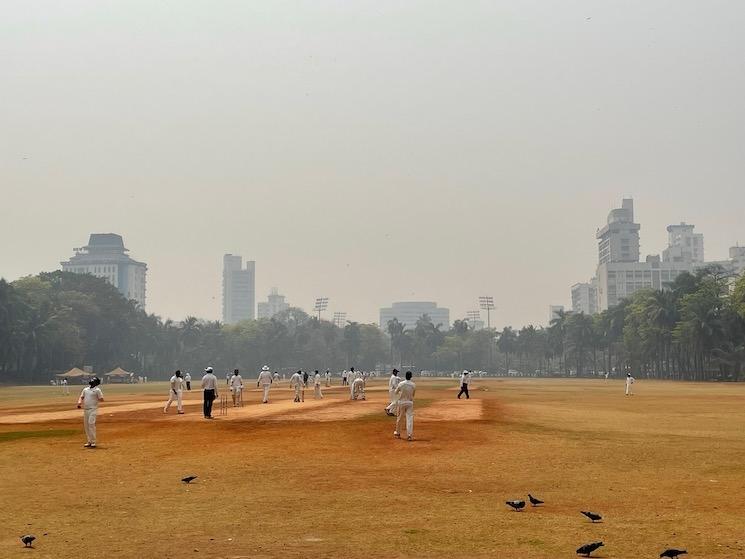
[{"xmin": 0, "ymin": 429, "xmax": 77, "ymax": 442}]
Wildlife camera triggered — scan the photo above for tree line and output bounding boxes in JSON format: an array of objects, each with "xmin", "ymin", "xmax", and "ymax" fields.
[{"xmin": 1, "ymin": 267, "xmax": 744, "ymax": 383}]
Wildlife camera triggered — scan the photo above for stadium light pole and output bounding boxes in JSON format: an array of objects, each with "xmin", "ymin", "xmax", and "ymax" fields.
[
  {"xmin": 479, "ymin": 296, "xmax": 495, "ymax": 329},
  {"xmin": 467, "ymin": 310, "xmax": 480, "ymax": 329},
  {"xmin": 333, "ymin": 311, "xmax": 347, "ymax": 328},
  {"xmin": 314, "ymin": 297, "xmax": 329, "ymax": 321}
]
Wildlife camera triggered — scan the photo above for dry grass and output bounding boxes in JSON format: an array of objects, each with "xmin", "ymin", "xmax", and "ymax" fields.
[{"xmin": 1, "ymin": 378, "xmax": 744, "ymax": 558}]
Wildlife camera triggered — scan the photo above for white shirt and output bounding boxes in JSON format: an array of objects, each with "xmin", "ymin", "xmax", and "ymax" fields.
[
  {"xmin": 79, "ymin": 386, "xmax": 103, "ymax": 409},
  {"xmin": 324, "ymin": 371, "xmax": 331, "ymax": 378},
  {"xmin": 170, "ymin": 375, "xmax": 184, "ymax": 392},
  {"xmin": 273, "ymin": 373, "xmax": 280, "ymax": 380},
  {"xmin": 460, "ymin": 373, "xmax": 471, "ymax": 385},
  {"xmin": 230, "ymin": 374, "xmax": 243, "ymax": 389},
  {"xmin": 258, "ymin": 371, "xmax": 273, "ymax": 385},
  {"xmin": 395, "ymin": 380, "xmax": 416, "ymax": 402},
  {"xmin": 289, "ymin": 372, "xmax": 302, "ymax": 388},
  {"xmin": 352, "ymin": 377, "xmax": 364, "ymax": 388},
  {"xmin": 201, "ymin": 373, "xmax": 218, "ymax": 390},
  {"xmin": 184, "ymin": 373, "xmax": 191, "ymax": 382},
  {"xmin": 389, "ymin": 374, "xmax": 402, "ymax": 390},
  {"xmin": 314, "ymin": 373, "xmax": 321, "ymax": 386},
  {"xmin": 626, "ymin": 376, "xmax": 635, "ymax": 386},
  {"xmin": 342, "ymin": 371, "xmax": 348, "ymax": 379}
]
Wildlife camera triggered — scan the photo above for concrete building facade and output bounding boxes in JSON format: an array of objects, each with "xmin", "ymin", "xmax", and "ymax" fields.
[
  {"xmin": 61, "ymin": 234, "xmax": 147, "ymax": 308},
  {"xmin": 380, "ymin": 301, "xmax": 450, "ymax": 331},
  {"xmin": 571, "ymin": 279, "xmax": 598, "ymax": 315},
  {"xmin": 662, "ymin": 223, "xmax": 704, "ymax": 264},
  {"xmin": 222, "ymin": 254, "xmax": 255, "ymax": 324},
  {"xmin": 257, "ymin": 287, "xmax": 290, "ymax": 319}
]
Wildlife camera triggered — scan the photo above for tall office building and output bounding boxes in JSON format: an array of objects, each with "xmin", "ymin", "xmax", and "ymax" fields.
[
  {"xmin": 61, "ymin": 234, "xmax": 147, "ymax": 308},
  {"xmin": 571, "ymin": 279, "xmax": 598, "ymax": 315},
  {"xmin": 257, "ymin": 287, "xmax": 290, "ymax": 319},
  {"xmin": 379, "ymin": 301, "xmax": 450, "ymax": 330},
  {"xmin": 222, "ymin": 254, "xmax": 255, "ymax": 324},
  {"xmin": 662, "ymin": 223, "xmax": 704, "ymax": 264},
  {"xmin": 596, "ymin": 198, "xmax": 641, "ymax": 264}
]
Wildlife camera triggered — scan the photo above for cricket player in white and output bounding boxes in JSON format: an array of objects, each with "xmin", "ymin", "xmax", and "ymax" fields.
[
  {"xmin": 385, "ymin": 369, "xmax": 402, "ymax": 416},
  {"xmin": 61, "ymin": 378, "xmax": 70, "ymax": 395},
  {"xmin": 625, "ymin": 373, "xmax": 635, "ymax": 395},
  {"xmin": 289, "ymin": 370, "xmax": 303, "ymax": 402},
  {"xmin": 314, "ymin": 371, "xmax": 324, "ymax": 399},
  {"xmin": 457, "ymin": 370, "xmax": 472, "ymax": 399},
  {"xmin": 324, "ymin": 369, "xmax": 331, "ymax": 387},
  {"xmin": 77, "ymin": 377, "xmax": 104, "ymax": 448},
  {"xmin": 163, "ymin": 370, "xmax": 185, "ymax": 414},
  {"xmin": 273, "ymin": 371, "xmax": 280, "ymax": 384},
  {"xmin": 393, "ymin": 371, "xmax": 416, "ymax": 441},
  {"xmin": 257, "ymin": 365, "xmax": 273, "ymax": 403},
  {"xmin": 350, "ymin": 376, "xmax": 365, "ymax": 400},
  {"xmin": 230, "ymin": 369, "xmax": 244, "ymax": 406}
]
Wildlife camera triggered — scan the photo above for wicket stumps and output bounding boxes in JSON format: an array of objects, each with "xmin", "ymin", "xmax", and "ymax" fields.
[{"xmin": 219, "ymin": 396, "xmax": 228, "ymax": 416}]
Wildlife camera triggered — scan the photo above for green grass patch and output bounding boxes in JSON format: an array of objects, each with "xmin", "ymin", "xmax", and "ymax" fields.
[{"xmin": 0, "ymin": 429, "xmax": 76, "ymax": 442}]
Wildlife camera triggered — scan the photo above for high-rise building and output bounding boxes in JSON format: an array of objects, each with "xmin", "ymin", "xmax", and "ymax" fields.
[
  {"xmin": 61, "ymin": 234, "xmax": 147, "ymax": 308},
  {"xmin": 222, "ymin": 254, "xmax": 255, "ymax": 324},
  {"xmin": 662, "ymin": 223, "xmax": 704, "ymax": 264},
  {"xmin": 571, "ymin": 279, "xmax": 598, "ymax": 315},
  {"xmin": 257, "ymin": 287, "xmax": 290, "ymax": 319},
  {"xmin": 379, "ymin": 302, "xmax": 450, "ymax": 331},
  {"xmin": 596, "ymin": 198, "xmax": 641, "ymax": 264}
]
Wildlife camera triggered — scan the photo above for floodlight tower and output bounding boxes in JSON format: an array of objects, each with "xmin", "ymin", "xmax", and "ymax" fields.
[
  {"xmin": 479, "ymin": 296, "xmax": 495, "ymax": 329},
  {"xmin": 314, "ymin": 297, "xmax": 329, "ymax": 321},
  {"xmin": 333, "ymin": 312, "xmax": 347, "ymax": 328},
  {"xmin": 467, "ymin": 310, "xmax": 480, "ymax": 329}
]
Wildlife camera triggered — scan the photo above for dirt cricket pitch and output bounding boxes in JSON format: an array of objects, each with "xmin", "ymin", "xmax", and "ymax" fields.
[{"xmin": 1, "ymin": 378, "xmax": 745, "ymax": 558}]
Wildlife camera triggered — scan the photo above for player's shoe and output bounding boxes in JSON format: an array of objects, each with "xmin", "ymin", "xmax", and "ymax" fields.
[
  {"xmin": 394, "ymin": 432, "xmax": 400, "ymax": 438},
  {"xmin": 89, "ymin": 443, "xmax": 96, "ymax": 448},
  {"xmin": 83, "ymin": 443, "xmax": 92, "ymax": 448},
  {"xmin": 407, "ymin": 436, "xmax": 412, "ymax": 441}
]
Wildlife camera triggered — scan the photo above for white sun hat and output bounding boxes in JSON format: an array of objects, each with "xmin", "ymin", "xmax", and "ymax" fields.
[{"xmin": 262, "ymin": 365, "xmax": 270, "ymax": 371}]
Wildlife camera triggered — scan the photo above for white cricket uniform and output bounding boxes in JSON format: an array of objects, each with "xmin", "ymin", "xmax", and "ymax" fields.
[
  {"xmin": 164, "ymin": 375, "xmax": 184, "ymax": 413},
  {"xmin": 351, "ymin": 377, "xmax": 365, "ymax": 400},
  {"xmin": 386, "ymin": 374, "xmax": 402, "ymax": 413},
  {"xmin": 325, "ymin": 371, "xmax": 331, "ymax": 387},
  {"xmin": 625, "ymin": 375, "xmax": 635, "ymax": 395},
  {"xmin": 230, "ymin": 374, "xmax": 244, "ymax": 405},
  {"xmin": 273, "ymin": 373, "xmax": 280, "ymax": 383},
  {"xmin": 289, "ymin": 372, "xmax": 303, "ymax": 402},
  {"xmin": 314, "ymin": 373, "xmax": 323, "ymax": 399},
  {"xmin": 78, "ymin": 386, "xmax": 104, "ymax": 444},
  {"xmin": 258, "ymin": 370, "xmax": 273, "ymax": 402},
  {"xmin": 61, "ymin": 379, "xmax": 70, "ymax": 395},
  {"xmin": 394, "ymin": 379, "xmax": 416, "ymax": 438}
]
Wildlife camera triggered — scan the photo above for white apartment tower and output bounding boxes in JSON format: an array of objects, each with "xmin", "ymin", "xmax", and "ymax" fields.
[
  {"xmin": 596, "ymin": 198, "xmax": 641, "ymax": 264},
  {"xmin": 61, "ymin": 234, "xmax": 147, "ymax": 308},
  {"xmin": 222, "ymin": 254, "xmax": 255, "ymax": 324},
  {"xmin": 662, "ymin": 223, "xmax": 704, "ymax": 264}
]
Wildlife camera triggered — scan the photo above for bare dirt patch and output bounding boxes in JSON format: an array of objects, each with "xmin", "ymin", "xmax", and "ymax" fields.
[{"xmin": 417, "ymin": 399, "xmax": 483, "ymax": 421}]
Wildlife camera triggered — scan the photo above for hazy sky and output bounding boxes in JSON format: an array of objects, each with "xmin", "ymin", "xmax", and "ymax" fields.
[{"xmin": 2, "ymin": 1, "xmax": 745, "ymax": 328}]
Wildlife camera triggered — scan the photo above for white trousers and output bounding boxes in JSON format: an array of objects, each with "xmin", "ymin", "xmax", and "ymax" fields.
[
  {"xmin": 293, "ymin": 385, "xmax": 302, "ymax": 401},
  {"xmin": 386, "ymin": 389, "xmax": 399, "ymax": 413},
  {"xmin": 625, "ymin": 384, "xmax": 633, "ymax": 395},
  {"xmin": 232, "ymin": 387, "xmax": 242, "ymax": 405},
  {"xmin": 62, "ymin": 385, "xmax": 70, "ymax": 395},
  {"xmin": 325, "ymin": 378, "xmax": 331, "ymax": 387},
  {"xmin": 164, "ymin": 389, "xmax": 183, "ymax": 412},
  {"xmin": 83, "ymin": 408, "xmax": 98, "ymax": 443},
  {"xmin": 261, "ymin": 384, "xmax": 271, "ymax": 403},
  {"xmin": 395, "ymin": 401, "xmax": 414, "ymax": 437},
  {"xmin": 314, "ymin": 385, "xmax": 323, "ymax": 399}
]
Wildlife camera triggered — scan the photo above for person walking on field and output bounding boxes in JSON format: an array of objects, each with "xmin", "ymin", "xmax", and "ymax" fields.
[
  {"xmin": 350, "ymin": 375, "xmax": 366, "ymax": 400},
  {"xmin": 77, "ymin": 377, "xmax": 104, "ymax": 448},
  {"xmin": 314, "ymin": 370, "xmax": 324, "ymax": 399},
  {"xmin": 184, "ymin": 371, "xmax": 192, "ymax": 391},
  {"xmin": 393, "ymin": 371, "xmax": 416, "ymax": 441},
  {"xmin": 341, "ymin": 370, "xmax": 348, "ymax": 386},
  {"xmin": 302, "ymin": 370, "xmax": 309, "ymax": 388},
  {"xmin": 201, "ymin": 367, "xmax": 218, "ymax": 419},
  {"xmin": 257, "ymin": 365, "xmax": 273, "ymax": 403},
  {"xmin": 385, "ymin": 369, "xmax": 401, "ymax": 416},
  {"xmin": 230, "ymin": 369, "xmax": 244, "ymax": 407},
  {"xmin": 625, "ymin": 372, "xmax": 635, "ymax": 395},
  {"xmin": 457, "ymin": 370, "xmax": 472, "ymax": 399},
  {"xmin": 163, "ymin": 370, "xmax": 185, "ymax": 414},
  {"xmin": 61, "ymin": 378, "xmax": 70, "ymax": 395},
  {"xmin": 290, "ymin": 370, "xmax": 304, "ymax": 402},
  {"xmin": 325, "ymin": 369, "xmax": 331, "ymax": 387},
  {"xmin": 273, "ymin": 371, "xmax": 280, "ymax": 384}
]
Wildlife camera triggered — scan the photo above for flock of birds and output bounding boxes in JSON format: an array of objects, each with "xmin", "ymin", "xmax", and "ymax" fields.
[
  {"xmin": 18, "ymin": 478, "xmax": 688, "ymax": 557},
  {"xmin": 505, "ymin": 495, "xmax": 687, "ymax": 558}
]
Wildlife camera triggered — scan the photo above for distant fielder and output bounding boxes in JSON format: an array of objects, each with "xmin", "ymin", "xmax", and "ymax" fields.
[
  {"xmin": 289, "ymin": 370, "xmax": 304, "ymax": 402},
  {"xmin": 230, "ymin": 369, "xmax": 244, "ymax": 406},
  {"xmin": 625, "ymin": 372, "xmax": 635, "ymax": 395},
  {"xmin": 385, "ymin": 369, "xmax": 401, "ymax": 416},
  {"xmin": 257, "ymin": 365, "xmax": 273, "ymax": 403},
  {"xmin": 393, "ymin": 371, "xmax": 416, "ymax": 441},
  {"xmin": 163, "ymin": 369, "xmax": 185, "ymax": 414},
  {"xmin": 77, "ymin": 376, "xmax": 104, "ymax": 448}
]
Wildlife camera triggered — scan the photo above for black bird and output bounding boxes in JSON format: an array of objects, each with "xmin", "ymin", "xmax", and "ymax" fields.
[
  {"xmin": 505, "ymin": 500, "xmax": 525, "ymax": 511},
  {"xmin": 528, "ymin": 494, "xmax": 544, "ymax": 506},
  {"xmin": 580, "ymin": 510, "xmax": 602, "ymax": 522},
  {"xmin": 20, "ymin": 535, "xmax": 36, "ymax": 548},
  {"xmin": 181, "ymin": 476, "xmax": 198, "ymax": 484},
  {"xmin": 576, "ymin": 541, "xmax": 603, "ymax": 557},
  {"xmin": 660, "ymin": 550, "xmax": 687, "ymax": 559}
]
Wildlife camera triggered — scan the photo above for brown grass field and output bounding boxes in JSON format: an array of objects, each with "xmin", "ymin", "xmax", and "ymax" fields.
[{"xmin": 1, "ymin": 378, "xmax": 745, "ymax": 558}]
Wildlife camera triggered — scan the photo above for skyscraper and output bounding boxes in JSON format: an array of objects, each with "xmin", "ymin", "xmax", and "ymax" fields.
[
  {"xmin": 61, "ymin": 233, "xmax": 147, "ymax": 308},
  {"xmin": 662, "ymin": 223, "xmax": 704, "ymax": 264},
  {"xmin": 596, "ymin": 198, "xmax": 641, "ymax": 264},
  {"xmin": 379, "ymin": 301, "xmax": 450, "ymax": 330},
  {"xmin": 222, "ymin": 254, "xmax": 255, "ymax": 324}
]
